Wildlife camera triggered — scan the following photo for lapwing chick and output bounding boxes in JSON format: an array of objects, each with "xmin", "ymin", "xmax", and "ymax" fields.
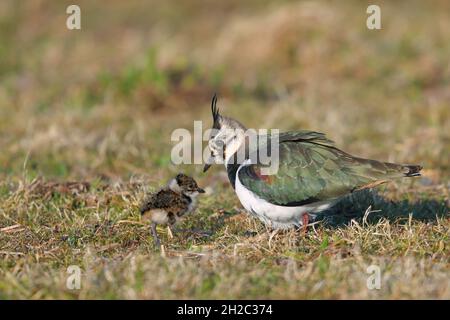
[
  {"xmin": 204, "ymin": 94, "xmax": 422, "ymax": 230},
  {"xmin": 140, "ymin": 173, "xmax": 205, "ymax": 247}
]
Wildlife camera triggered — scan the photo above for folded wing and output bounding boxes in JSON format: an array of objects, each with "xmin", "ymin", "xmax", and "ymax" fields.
[{"xmin": 238, "ymin": 131, "xmax": 421, "ymax": 206}]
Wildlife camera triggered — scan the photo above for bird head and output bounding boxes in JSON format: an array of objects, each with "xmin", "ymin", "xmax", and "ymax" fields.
[
  {"xmin": 169, "ymin": 173, "xmax": 205, "ymax": 197},
  {"xmin": 203, "ymin": 94, "xmax": 247, "ymax": 172}
]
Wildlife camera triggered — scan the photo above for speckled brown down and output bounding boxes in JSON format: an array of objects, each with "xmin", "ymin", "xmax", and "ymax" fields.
[{"xmin": 140, "ymin": 173, "xmax": 205, "ymax": 246}]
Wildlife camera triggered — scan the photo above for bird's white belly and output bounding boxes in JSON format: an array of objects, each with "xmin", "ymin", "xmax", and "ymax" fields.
[{"xmin": 235, "ymin": 166, "xmax": 334, "ymax": 229}]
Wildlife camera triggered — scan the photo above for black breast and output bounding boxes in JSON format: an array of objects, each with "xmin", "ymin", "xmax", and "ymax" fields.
[{"xmin": 226, "ymin": 163, "xmax": 241, "ymax": 189}]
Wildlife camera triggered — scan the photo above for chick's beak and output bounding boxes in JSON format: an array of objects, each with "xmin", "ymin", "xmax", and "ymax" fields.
[
  {"xmin": 197, "ymin": 187, "xmax": 205, "ymax": 193},
  {"xmin": 203, "ymin": 163, "xmax": 211, "ymax": 173}
]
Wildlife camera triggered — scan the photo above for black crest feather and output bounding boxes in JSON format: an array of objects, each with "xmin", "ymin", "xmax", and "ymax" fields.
[{"xmin": 211, "ymin": 93, "xmax": 221, "ymax": 129}]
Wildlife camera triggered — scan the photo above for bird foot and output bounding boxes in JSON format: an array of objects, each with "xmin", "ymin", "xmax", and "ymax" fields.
[{"xmin": 153, "ymin": 237, "xmax": 161, "ymax": 248}]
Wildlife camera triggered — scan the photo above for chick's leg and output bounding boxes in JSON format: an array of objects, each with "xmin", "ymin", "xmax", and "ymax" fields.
[{"xmin": 150, "ymin": 222, "xmax": 161, "ymax": 247}]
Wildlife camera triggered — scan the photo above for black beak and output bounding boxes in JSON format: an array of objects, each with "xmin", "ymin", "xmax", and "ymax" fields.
[
  {"xmin": 203, "ymin": 153, "xmax": 215, "ymax": 173},
  {"xmin": 197, "ymin": 187, "xmax": 205, "ymax": 193}
]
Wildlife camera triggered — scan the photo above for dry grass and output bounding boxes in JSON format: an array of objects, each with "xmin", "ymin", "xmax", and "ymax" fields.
[{"xmin": 0, "ymin": 0, "xmax": 449, "ymax": 299}]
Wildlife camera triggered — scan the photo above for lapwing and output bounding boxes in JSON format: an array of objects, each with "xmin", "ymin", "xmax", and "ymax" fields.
[
  {"xmin": 140, "ymin": 173, "xmax": 205, "ymax": 246},
  {"xmin": 203, "ymin": 95, "xmax": 422, "ymax": 230}
]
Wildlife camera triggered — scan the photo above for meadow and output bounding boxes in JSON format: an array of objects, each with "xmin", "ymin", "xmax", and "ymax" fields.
[{"xmin": 0, "ymin": 0, "xmax": 449, "ymax": 299}]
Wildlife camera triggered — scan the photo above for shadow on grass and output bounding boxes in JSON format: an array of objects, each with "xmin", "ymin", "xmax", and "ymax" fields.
[{"xmin": 317, "ymin": 190, "xmax": 449, "ymax": 227}]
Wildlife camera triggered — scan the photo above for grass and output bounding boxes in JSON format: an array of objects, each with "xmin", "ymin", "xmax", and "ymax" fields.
[{"xmin": 0, "ymin": 0, "xmax": 449, "ymax": 299}]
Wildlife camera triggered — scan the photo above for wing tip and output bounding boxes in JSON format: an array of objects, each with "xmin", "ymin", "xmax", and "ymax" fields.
[{"xmin": 404, "ymin": 164, "xmax": 423, "ymax": 177}]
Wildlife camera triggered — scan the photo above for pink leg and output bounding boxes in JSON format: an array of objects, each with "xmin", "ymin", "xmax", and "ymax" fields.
[{"xmin": 302, "ymin": 213, "xmax": 310, "ymax": 234}]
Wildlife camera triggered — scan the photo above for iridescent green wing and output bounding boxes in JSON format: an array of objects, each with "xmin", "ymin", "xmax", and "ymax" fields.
[{"xmin": 239, "ymin": 131, "xmax": 414, "ymax": 205}]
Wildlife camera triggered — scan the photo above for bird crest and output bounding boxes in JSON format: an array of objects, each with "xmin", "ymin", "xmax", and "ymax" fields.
[{"xmin": 211, "ymin": 93, "xmax": 221, "ymax": 130}]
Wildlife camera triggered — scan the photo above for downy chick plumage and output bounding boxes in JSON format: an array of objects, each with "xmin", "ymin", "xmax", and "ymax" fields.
[{"xmin": 140, "ymin": 173, "xmax": 205, "ymax": 246}]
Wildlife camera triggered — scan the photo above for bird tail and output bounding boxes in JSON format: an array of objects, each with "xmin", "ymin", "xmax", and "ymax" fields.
[
  {"xmin": 352, "ymin": 156, "xmax": 423, "ymax": 181},
  {"xmin": 401, "ymin": 164, "xmax": 423, "ymax": 177},
  {"xmin": 381, "ymin": 162, "xmax": 423, "ymax": 178}
]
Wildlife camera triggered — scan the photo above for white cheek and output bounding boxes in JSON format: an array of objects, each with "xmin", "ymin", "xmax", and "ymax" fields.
[
  {"xmin": 187, "ymin": 191, "xmax": 199, "ymax": 197},
  {"xmin": 168, "ymin": 179, "xmax": 181, "ymax": 192},
  {"xmin": 210, "ymin": 148, "xmax": 225, "ymax": 164},
  {"xmin": 224, "ymin": 138, "xmax": 244, "ymax": 164}
]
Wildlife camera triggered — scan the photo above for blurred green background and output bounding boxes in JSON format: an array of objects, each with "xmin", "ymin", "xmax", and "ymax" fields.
[{"xmin": 0, "ymin": 0, "xmax": 448, "ymax": 182}]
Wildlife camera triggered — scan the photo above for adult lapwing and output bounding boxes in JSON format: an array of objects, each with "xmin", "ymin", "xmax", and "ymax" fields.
[{"xmin": 203, "ymin": 95, "xmax": 422, "ymax": 229}]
